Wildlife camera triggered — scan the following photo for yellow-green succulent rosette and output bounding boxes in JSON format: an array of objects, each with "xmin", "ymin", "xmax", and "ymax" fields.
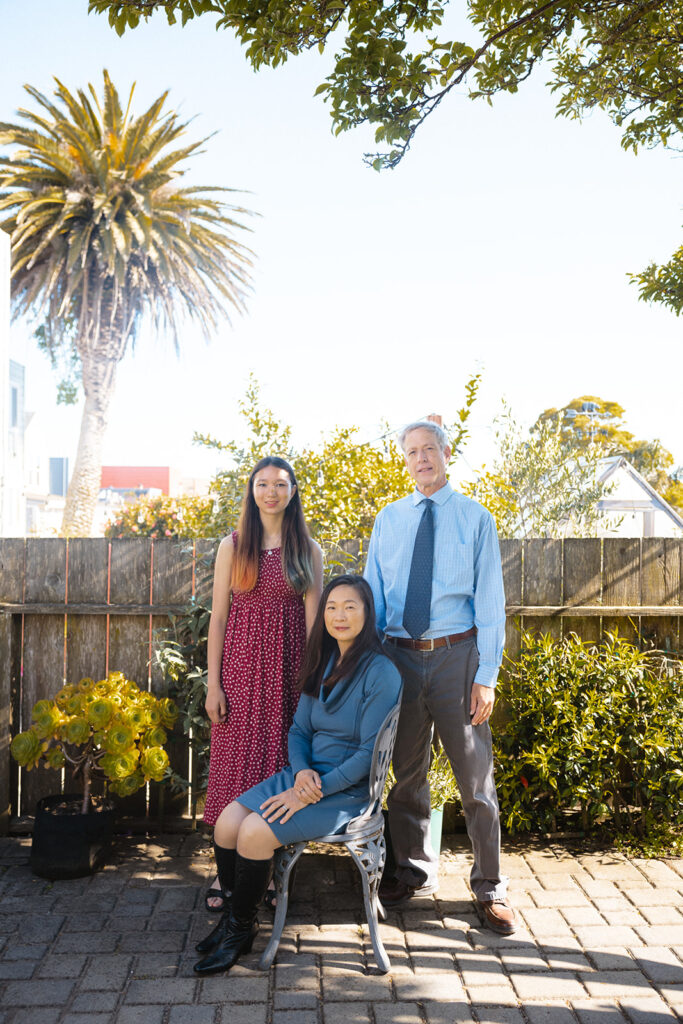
[
  {"xmin": 31, "ymin": 701, "xmax": 62, "ymax": 740},
  {"xmin": 109, "ymin": 769, "xmax": 144, "ymax": 797},
  {"xmin": 87, "ymin": 697, "xmax": 116, "ymax": 729},
  {"xmin": 101, "ymin": 749, "xmax": 140, "ymax": 781},
  {"xmin": 64, "ymin": 692, "xmax": 86, "ymax": 716},
  {"xmin": 62, "ymin": 716, "xmax": 91, "ymax": 746},
  {"xmin": 140, "ymin": 725, "xmax": 168, "ymax": 749},
  {"xmin": 158, "ymin": 698, "xmax": 178, "ymax": 729},
  {"xmin": 10, "ymin": 729, "xmax": 44, "ymax": 770},
  {"xmin": 104, "ymin": 721, "xmax": 136, "ymax": 756},
  {"xmin": 55, "ymin": 684, "xmax": 77, "ymax": 710},
  {"xmin": 11, "ymin": 671, "xmax": 176, "ymax": 799},
  {"xmin": 125, "ymin": 706, "xmax": 149, "ymax": 734},
  {"xmin": 140, "ymin": 746, "xmax": 169, "ymax": 782},
  {"xmin": 45, "ymin": 746, "xmax": 66, "ymax": 769}
]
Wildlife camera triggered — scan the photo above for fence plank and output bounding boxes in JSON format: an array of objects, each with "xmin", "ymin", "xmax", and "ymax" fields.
[
  {"xmin": 0, "ymin": 539, "xmax": 25, "ymax": 602},
  {"xmin": 66, "ymin": 540, "xmax": 109, "ymax": 682},
  {"xmin": 149, "ymin": 541, "xmax": 194, "ymax": 817},
  {"xmin": 523, "ymin": 539, "xmax": 562, "ymax": 638},
  {"xmin": 66, "ymin": 617, "xmax": 107, "ymax": 683},
  {"xmin": 500, "ymin": 539, "xmax": 522, "ymax": 662},
  {"xmin": 152, "ymin": 540, "xmax": 194, "ymax": 607},
  {"xmin": 67, "ymin": 539, "xmax": 109, "ymax": 604},
  {"xmin": 641, "ymin": 538, "xmax": 681, "ymax": 651},
  {"xmin": 109, "ymin": 539, "xmax": 152, "ymax": 606},
  {"xmin": 563, "ymin": 538, "xmax": 602, "ymax": 641},
  {"xmin": 602, "ymin": 538, "xmax": 641, "ymax": 642},
  {"xmin": 20, "ymin": 540, "xmax": 68, "ymax": 814},
  {"xmin": 0, "ymin": 615, "xmax": 21, "ymax": 832},
  {"xmin": 194, "ymin": 539, "xmax": 217, "ymax": 607},
  {"xmin": 25, "ymin": 538, "xmax": 67, "ymax": 604},
  {"xmin": 5, "ymin": 535, "xmax": 683, "ymax": 829},
  {"xmin": 21, "ymin": 614, "xmax": 65, "ymax": 815},
  {"xmin": 109, "ymin": 540, "xmax": 152, "ymax": 817},
  {"xmin": 0, "ymin": 542, "xmax": 25, "ymax": 829}
]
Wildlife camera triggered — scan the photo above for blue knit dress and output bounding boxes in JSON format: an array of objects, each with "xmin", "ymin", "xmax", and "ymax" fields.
[{"xmin": 236, "ymin": 651, "xmax": 402, "ymax": 845}]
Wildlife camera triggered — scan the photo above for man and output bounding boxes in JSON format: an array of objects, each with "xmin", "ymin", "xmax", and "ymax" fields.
[{"xmin": 364, "ymin": 420, "xmax": 515, "ymax": 934}]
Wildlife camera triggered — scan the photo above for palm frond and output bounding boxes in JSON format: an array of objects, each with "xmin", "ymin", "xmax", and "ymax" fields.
[{"xmin": 0, "ymin": 70, "xmax": 254, "ymax": 355}]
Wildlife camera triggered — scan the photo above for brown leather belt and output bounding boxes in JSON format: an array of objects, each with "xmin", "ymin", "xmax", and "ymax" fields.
[{"xmin": 385, "ymin": 627, "xmax": 477, "ymax": 651}]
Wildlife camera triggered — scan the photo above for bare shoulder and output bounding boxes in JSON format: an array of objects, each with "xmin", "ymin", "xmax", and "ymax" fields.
[
  {"xmin": 309, "ymin": 539, "xmax": 323, "ymax": 559},
  {"xmin": 215, "ymin": 535, "xmax": 236, "ymax": 565}
]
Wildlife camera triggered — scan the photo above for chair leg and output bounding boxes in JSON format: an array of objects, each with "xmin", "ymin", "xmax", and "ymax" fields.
[
  {"xmin": 258, "ymin": 842, "xmax": 306, "ymax": 971},
  {"xmin": 346, "ymin": 831, "xmax": 391, "ymax": 973}
]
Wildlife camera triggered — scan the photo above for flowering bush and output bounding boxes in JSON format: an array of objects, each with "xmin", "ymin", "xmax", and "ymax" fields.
[
  {"xmin": 104, "ymin": 495, "xmax": 213, "ymax": 539},
  {"xmin": 11, "ymin": 672, "xmax": 178, "ymax": 812}
]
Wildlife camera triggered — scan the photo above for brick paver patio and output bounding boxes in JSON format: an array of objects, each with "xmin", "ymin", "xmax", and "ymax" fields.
[{"xmin": 1, "ymin": 833, "xmax": 682, "ymax": 1024}]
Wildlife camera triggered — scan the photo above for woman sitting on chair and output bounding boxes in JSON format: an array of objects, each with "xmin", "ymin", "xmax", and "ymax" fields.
[{"xmin": 194, "ymin": 573, "xmax": 402, "ymax": 976}]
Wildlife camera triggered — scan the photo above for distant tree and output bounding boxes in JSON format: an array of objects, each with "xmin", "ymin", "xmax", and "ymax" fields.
[
  {"xmin": 108, "ymin": 372, "xmax": 482, "ymax": 558},
  {"xmin": 464, "ymin": 404, "xmax": 608, "ymax": 538},
  {"xmin": 90, "ymin": 0, "xmax": 683, "ymax": 314},
  {"xmin": 198, "ymin": 373, "xmax": 480, "ymax": 560},
  {"xmin": 0, "ymin": 71, "xmax": 253, "ymax": 536},
  {"xmin": 536, "ymin": 396, "xmax": 682, "ymax": 511}
]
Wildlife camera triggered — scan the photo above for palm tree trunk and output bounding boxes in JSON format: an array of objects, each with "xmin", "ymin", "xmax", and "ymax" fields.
[{"xmin": 61, "ymin": 350, "xmax": 118, "ymax": 537}]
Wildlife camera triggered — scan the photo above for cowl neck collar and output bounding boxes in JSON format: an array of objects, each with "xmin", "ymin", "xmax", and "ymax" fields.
[{"xmin": 320, "ymin": 651, "xmax": 373, "ymax": 709}]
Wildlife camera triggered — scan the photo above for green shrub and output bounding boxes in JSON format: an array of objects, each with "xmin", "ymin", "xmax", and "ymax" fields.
[
  {"xmin": 154, "ymin": 604, "xmax": 211, "ymax": 809},
  {"xmin": 494, "ymin": 631, "xmax": 683, "ymax": 835}
]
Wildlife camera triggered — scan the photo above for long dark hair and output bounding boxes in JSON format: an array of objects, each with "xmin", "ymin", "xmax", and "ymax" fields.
[
  {"xmin": 231, "ymin": 456, "xmax": 314, "ymax": 594},
  {"xmin": 298, "ymin": 575, "xmax": 384, "ymax": 697}
]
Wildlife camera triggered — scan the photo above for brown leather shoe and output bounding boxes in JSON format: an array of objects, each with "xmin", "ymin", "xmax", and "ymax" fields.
[
  {"xmin": 477, "ymin": 897, "xmax": 517, "ymax": 934},
  {"xmin": 379, "ymin": 877, "xmax": 438, "ymax": 907}
]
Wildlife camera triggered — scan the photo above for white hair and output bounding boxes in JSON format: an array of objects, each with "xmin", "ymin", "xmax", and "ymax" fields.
[{"xmin": 398, "ymin": 420, "xmax": 449, "ymax": 452}]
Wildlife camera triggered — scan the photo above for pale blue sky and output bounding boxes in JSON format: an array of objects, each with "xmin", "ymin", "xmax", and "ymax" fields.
[{"xmin": 1, "ymin": 0, "xmax": 681, "ymax": 483}]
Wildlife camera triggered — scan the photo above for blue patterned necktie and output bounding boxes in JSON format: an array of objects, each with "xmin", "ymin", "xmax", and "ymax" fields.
[{"xmin": 402, "ymin": 498, "xmax": 434, "ymax": 639}]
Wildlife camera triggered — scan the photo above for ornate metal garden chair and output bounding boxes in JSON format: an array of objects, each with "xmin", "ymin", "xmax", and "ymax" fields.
[{"xmin": 258, "ymin": 697, "xmax": 402, "ymax": 974}]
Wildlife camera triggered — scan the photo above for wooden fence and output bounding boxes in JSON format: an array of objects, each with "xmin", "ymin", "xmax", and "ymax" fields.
[{"xmin": 1, "ymin": 536, "xmax": 681, "ymax": 833}]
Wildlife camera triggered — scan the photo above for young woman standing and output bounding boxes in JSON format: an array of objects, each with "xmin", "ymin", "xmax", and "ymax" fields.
[
  {"xmin": 203, "ymin": 456, "xmax": 323, "ymax": 909},
  {"xmin": 193, "ymin": 574, "xmax": 403, "ymax": 975}
]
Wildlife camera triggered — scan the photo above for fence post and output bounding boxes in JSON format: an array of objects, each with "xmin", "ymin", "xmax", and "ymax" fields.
[{"xmin": 0, "ymin": 615, "xmax": 14, "ymax": 834}]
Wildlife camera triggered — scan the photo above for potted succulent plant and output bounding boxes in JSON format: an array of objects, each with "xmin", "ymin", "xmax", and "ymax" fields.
[{"xmin": 11, "ymin": 671, "xmax": 177, "ymax": 879}]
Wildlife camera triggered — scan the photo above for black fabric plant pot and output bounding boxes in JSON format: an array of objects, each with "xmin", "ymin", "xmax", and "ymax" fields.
[{"xmin": 30, "ymin": 793, "xmax": 116, "ymax": 880}]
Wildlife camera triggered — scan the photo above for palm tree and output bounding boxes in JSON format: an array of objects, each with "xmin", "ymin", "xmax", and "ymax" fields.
[{"xmin": 0, "ymin": 71, "xmax": 253, "ymax": 536}]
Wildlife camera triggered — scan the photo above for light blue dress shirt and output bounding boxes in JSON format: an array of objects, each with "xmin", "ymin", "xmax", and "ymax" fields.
[{"xmin": 364, "ymin": 483, "xmax": 506, "ymax": 688}]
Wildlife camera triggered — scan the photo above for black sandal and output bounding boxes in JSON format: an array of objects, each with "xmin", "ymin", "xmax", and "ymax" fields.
[{"xmin": 204, "ymin": 883, "xmax": 229, "ymax": 913}]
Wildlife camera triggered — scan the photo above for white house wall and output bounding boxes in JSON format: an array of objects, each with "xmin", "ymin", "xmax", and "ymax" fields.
[{"xmin": 597, "ymin": 463, "xmax": 682, "ymax": 538}]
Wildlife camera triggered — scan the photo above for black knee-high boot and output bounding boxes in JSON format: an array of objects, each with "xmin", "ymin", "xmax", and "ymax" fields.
[
  {"xmin": 193, "ymin": 854, "xmax": 272, "ymax": 975},
  {"xmin": 195, "ymin": 844, "xmax": 236, "ymax": 953},
  {"xmin": 214, "ymin": 843, "xmax": 236, "ymax": 895}
]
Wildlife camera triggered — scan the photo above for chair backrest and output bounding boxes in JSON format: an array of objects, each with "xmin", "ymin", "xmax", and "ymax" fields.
[{"xmin": 351, "ymin": 695, "xmax": 402, "ymax": 825}]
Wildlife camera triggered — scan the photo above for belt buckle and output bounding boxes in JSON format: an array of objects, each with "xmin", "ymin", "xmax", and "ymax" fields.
[{"xmin": 423, "ymin": 637, "xmax": 436, "ymax": 651}]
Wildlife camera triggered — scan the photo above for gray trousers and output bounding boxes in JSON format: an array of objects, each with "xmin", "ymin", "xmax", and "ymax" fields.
[{"xmin": 384, "ymin": 636, "xmax": 507, "ymax": 902}]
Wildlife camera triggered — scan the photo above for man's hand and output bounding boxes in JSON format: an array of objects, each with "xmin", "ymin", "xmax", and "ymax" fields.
[
  {"xmin": 205, "ymin": 684, "xmax": 228, "ymax": 724},
  {"xmin": 470, "ymin": 683, "xmax": 495, "ymax": 726},
  {"xmin": 294, "ymin": 769, "xmax": 323, "ymax": 804},
  {"xmin": 260, "ymin": 788, "xmax": 306, "ymax": 824}
]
